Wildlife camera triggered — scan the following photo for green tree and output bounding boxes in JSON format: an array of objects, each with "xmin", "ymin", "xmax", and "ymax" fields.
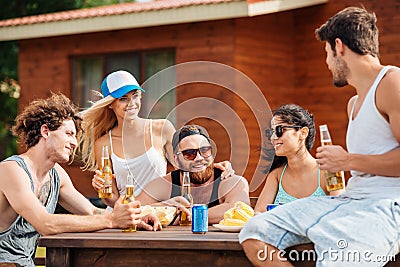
[
  {"xmin": 0, "ymin": 79, "xmax": 19, "ymax": 159},
  {"xmin": 0, "ymin": 0, "xmax": 135, "ymax": 160},
  {"xmin": 0, "ymin": 41, "xmax": 19, "ymax": 160}
]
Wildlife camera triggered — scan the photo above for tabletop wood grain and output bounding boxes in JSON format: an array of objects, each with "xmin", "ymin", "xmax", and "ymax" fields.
[{"xmin": 38, "ymin": 226, "xmax": 252, "ymax": 267}]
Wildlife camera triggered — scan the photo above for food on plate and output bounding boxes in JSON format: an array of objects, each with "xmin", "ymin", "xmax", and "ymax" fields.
[
  {"xmin": 218, "ymin": 201, "xmax": 254, "ymax": 227},
  {"xmin": 140, "ymin": 205, "xmax": 177, "ymax": 226}
]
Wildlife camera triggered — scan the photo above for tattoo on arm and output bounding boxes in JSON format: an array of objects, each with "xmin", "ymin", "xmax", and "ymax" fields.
[{"xmin": 38, "ymin": 180, "xmax": 51, "ymax": 205}]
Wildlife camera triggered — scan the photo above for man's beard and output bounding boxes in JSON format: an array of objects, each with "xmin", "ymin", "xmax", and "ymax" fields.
[
  {"xmin": 189, "ymin": 163, "xmax": 214, "ymax": 184},
  {"xmin": 333, "ymin": 56, "xmax": 349, "ymax": 87}
]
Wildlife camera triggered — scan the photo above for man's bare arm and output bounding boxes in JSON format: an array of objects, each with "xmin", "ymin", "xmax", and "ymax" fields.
[
  {"xmin": 208, "ymin": 176, "xmax": 250, "ymax": 224},
  {"xmin": 136, "ymin": 174, "xmax": 173, "ymax": 205},
  {"xmin": 317, "ymin": 70, "xmax": 400, "ymax": 177},
  {"xmin": 55, "ymin": 164, "xmax": 102, "ymax": 215},
  {"xmin": 0, "ymin": 161, "xmax": 141, "ymax": 236}
]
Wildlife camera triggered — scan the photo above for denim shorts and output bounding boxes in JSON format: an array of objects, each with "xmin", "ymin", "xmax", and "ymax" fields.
[{"xmin": 239, "ymin": 196, "xmax": 400, "ymax": 266}]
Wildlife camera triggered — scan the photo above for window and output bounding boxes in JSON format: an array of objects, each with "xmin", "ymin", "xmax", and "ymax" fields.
[{"xmin": 72, "ymin": 49, "xmax": 176, "ymax": 123}]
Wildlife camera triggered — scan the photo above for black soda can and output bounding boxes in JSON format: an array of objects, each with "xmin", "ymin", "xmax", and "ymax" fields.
[{"xmin": 192, "ymin": 204, "xmax": 208, "ymax": 234}]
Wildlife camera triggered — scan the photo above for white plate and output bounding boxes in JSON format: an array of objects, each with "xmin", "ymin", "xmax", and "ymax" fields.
[{"xmin": 212, "ymin": 224, "xmax": 243, "ymax": 232}]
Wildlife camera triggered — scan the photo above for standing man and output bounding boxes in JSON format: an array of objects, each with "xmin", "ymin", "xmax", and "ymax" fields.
[
  {"xmin": 0, "ymin": 93, "xmax": 161, "ymax": 267},
  {"xmin": 239, "ymin": 7, "xmax": 400, "ymax": 266},
  {"xmin": 136, "ymin": 124, "xmax": 250, "ymax": 224}
]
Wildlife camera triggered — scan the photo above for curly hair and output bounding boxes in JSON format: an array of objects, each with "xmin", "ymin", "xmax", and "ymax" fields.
[
  {"xmin": 315, "ymin": 7, "xmax": 379, "ymax": 57},
  {"xmin": 262, "ymin": 104, "xmax": 315, "ymax": 174},
  {"xmin": 12, "ymin": 93, "xmax": 82, "ymax": 149}
]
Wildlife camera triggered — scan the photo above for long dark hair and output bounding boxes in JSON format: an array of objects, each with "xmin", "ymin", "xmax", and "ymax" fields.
[{"xmin": 262, "ymin": 104, "xmax": 315, "ymax": 174}]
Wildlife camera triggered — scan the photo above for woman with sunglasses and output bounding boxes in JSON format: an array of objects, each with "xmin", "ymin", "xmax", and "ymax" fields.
[
  {"xmin": 82, "ymin": 70, "xmax": 233, "ymax": 209},
  {"xmin": 254, "ymin": 104, "xmax": 343, "ymax": 214}
]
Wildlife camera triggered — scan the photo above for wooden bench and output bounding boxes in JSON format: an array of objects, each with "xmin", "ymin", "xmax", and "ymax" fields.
[{"xmin": 34, "ymin": 256, "xmax": 45, "ymax": 266}]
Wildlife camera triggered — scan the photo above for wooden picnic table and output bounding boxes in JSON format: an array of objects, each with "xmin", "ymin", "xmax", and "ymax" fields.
[
  {"xmin": 38, "ymin": 225, "xmax": 252, "ymax": 267},
  {"xmin": 38, "ymin": 225, "xmax": 399, "ymax": 267}
]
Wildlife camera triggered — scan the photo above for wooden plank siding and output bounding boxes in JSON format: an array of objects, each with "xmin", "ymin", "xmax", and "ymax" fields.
[
  {"xmin": 16, "ymin": 0, "xmax": 400, "ymax": 198},
  {"xmin": 234, "ymin": 11, "xmax": 295, "ymax": 195}
]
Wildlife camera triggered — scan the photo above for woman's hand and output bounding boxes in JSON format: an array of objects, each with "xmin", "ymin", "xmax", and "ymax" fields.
[
  {"xmin": 92, "ymin": 170, "xmax": 116, "ymax": 191},
  {"xmin": 214, "ymin": 161, "xmax": 235, "ymax": 179},
  {"xmin": 92, "ymin": 170, "xmax": 104, "ymax": 191}
]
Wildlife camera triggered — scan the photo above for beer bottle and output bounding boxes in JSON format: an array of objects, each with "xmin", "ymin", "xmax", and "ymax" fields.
[
  {"xmin": 179, "ymin": 171, "xmax": 193, "ymax": 226},
  {"xmin": 319, "ymin": 125, "xmax": 345, "ymax": 191},
  {"xmin": 122, "ymin": 173, "xmax": 137, "ymax": 232},
  {"xmin": 98, "ymin": 145, "xmax": 113, "ymax": 199}
]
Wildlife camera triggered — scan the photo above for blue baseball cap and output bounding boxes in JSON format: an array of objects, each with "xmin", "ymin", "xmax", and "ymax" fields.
[{"xmin": 101, "ymin": 70, "xmax": 144, "ymax": 98}]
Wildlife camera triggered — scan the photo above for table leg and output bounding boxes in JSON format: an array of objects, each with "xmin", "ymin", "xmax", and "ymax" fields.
[{"xmin": 46, "ymin": 247, "xmax": 70, "ymax": 267}]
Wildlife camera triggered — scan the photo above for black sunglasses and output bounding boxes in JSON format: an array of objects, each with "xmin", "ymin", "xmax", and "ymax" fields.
[
  {"xmin": 176, "ymin": 146, "xmax": 212, "ymax": 161},
  {"xmin": 266, "ymin": 125, "xmax": 301, "ymax": 139}
]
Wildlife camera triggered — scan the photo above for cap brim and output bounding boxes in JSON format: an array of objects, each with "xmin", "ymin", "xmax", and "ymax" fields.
[{"xmin": 109, "ymin": 85, "xmax": 145, "ymax": 98}]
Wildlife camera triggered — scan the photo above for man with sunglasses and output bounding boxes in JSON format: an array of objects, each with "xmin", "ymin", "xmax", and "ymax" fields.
[{"xmin": 137, "ymin": 125, "xmax": 250, "ymax": 224}]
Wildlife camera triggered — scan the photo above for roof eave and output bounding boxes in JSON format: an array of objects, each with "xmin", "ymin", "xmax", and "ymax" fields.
[
  {"xmin": 249, "ymin": 0, "xmax": 328, "ymax": 17},
  {"xmin": 0, "ymin": 0, "xmax": 328, "ymax": 41},
  {"xmin": 0, "ymin": 1, "xmax": 248, "ymax": 41}
]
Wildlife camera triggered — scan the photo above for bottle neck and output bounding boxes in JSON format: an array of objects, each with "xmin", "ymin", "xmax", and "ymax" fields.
[
  {"xmin": 181, "ymin": 172, "xmax": 192, "ymax": 204},
  {"xmin": 182, "ymin": 184, "xmax": 190, "ymax": 194},
  {"xmin": 101, "ymin": 157, "xmax": 110, "ymax": 168},
  {"xmin": 182, "ymin": 171, "xmax": 190, "ymax": 186}
]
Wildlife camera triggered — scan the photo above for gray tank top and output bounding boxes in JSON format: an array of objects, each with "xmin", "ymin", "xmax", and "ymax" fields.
[{"xmin": 0, "ymin": 155, "xmax": 60, "ymax": 267}]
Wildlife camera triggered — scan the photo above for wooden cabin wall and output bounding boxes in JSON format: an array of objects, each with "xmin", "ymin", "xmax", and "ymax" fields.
[
  {"xmin": 17, "ymin": 0, "xmax": 400, "ymax": 197},
  {"xmin": 18, "ymin": 20, "xmax": 237, "ymax": 197},
  {"xmin": 233, "ymin": 11, "xmax": 296, "ymax": 195}
]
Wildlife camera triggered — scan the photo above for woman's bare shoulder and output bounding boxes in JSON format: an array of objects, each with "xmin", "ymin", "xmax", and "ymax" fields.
[
  {"xmin": 266, "ymin": 166, "xmax": 283, "ymax": 183},
  {"xmin": 151, "ymin": 119, "xmax": 175, "ymax": 139},
  {"xmin": 94, "ymin": 133, "xmax": 110, "ymax": 150},
  {"xmin": 151, "ymin": 119, "xmax": 174, "ymax": 129}
]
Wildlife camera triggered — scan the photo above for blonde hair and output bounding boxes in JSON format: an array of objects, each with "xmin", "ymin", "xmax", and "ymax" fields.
[{"xmin": 79, "ymin": 95, "xmax": 116, "ymax": 171}]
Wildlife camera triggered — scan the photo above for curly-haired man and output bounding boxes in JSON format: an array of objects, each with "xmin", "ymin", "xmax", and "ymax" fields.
[{"xmin": 0, "ymin": 93, "xmax": 161, "ymax": 267}]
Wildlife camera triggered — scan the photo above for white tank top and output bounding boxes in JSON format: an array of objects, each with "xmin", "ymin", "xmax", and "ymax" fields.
[
  {"xmin": 345, "ymin": 65, "xmax": 400, "ymax": 200},
  {"xmin": 109, "ymin": 119, "xmax": 167, "ymax": 196}
]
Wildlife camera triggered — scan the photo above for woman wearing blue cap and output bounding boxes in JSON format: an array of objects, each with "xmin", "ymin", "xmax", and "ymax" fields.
[
  {"xmin": 80, "ymin": 70, "xmax": 232, "ymax": 209},
  {"xmin": 80, "ymin": 70, "xmax": 175, "ymax": 208}
]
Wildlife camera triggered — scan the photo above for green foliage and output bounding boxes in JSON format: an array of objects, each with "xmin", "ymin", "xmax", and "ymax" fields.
[
  {"xmin": 0, "ymin": 0, "xmax": 135, "ymax": 159},
  {"xmin": 0, "ymin": 0, "xmax": 136, "ymax": 18},
  {"xmin": 0, "ymin": 79, "xmax": 19, "ymax": 160},
  {"xmin": 0, "ymin": 41, "xmax": 19, "ymax": 160},
  {"xmin": 81, "ymin": 0, "xmax": 134, "ymax": 8},
  {"xmin": 0, "ymin": 42, "xmax": 18, "ymax": 80}
]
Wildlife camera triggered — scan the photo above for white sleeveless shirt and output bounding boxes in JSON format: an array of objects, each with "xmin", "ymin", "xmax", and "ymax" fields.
[
  {"xmin": 110, "ymin": 119, "xmax": 167, "ymax": 196},
  {"xmin": 345, "ymin": 65, "xmax": 400, "ymax": 200}
]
